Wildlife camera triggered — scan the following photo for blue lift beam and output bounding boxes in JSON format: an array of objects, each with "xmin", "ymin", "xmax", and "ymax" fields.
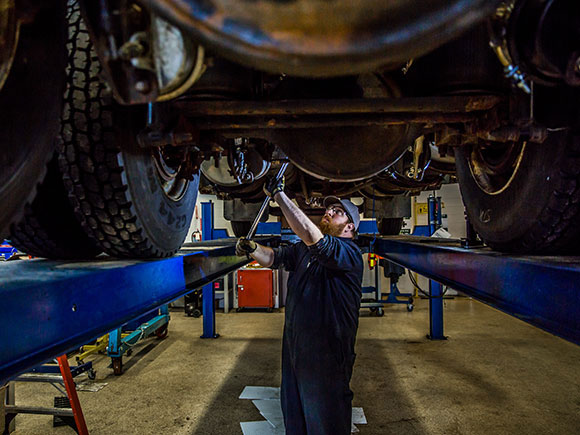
[
  {"xmin": 0, "ymin": 238, "xmax": 277, "ymax": 386},
  {"xmin": 363, "ymin": 235, "xmax": 580, "ymax": 346},
  {"xmin": 2, "ymin": 228, "xmax": 579, "ymax": 385}
]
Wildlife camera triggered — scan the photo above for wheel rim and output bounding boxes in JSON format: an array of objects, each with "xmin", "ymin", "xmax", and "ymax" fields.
[
  {"xmin": 0, "ymin": 0, "xmax": 18, "ymax": 91},
  {"xmin": 152, "ymin": 147, "xmax": 190, "ymax": 202},
  {"xmin": 467, "ymin": 140, "xmax": 527, "ymax": 195}
]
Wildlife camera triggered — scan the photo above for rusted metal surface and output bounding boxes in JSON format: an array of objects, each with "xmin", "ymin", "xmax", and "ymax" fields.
[
  {"xmin": 174, "ymin": 95, "xmax": 501, "ymax": 182},
  {"xmin": 174, "ymin": 95, "xmax": 502, "ymax": 130},
  {"xmin": 188, "ymin": 114, "xmax": 483, "ymax": 130},
  {"xmin": 174, "ymin": 95, "xmax": 502, "ymax": 116},
  {"xmin": 146, "ymin": 0, "xmax": 498, "ymax": 76}
]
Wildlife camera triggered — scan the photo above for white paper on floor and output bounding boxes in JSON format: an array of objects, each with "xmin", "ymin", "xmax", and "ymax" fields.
[
  {"xmin": 252, "ymin": 400, "xmax": 284, "ymax": 428},
  {"xmin": 240, "ymin": 386, "xmax": 366, "ymax": 434},
  {"xmin": 239, "ymin": 386, "xmax": 280, "ymax": 400},
  {"xmin": 352, "ymin": 407, "xmax": 367, "ymax": 425},
  {"xmin": 240, "ymin": 421, "xmax": 285, "ymax": 435},
  {"xmin": 75, "ymin": 380, "xmax": 108, "ymax": 392}
]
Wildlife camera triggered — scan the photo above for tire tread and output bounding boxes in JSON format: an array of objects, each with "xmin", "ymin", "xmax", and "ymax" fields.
[{"xmin": 58, "ymin": 1, "xmax": 169, "ymax": 258}]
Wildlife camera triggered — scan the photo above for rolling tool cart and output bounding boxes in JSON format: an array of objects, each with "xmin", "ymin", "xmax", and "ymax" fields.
[{"xmin": 237, "ymin": 266, "xmax": 275, "ymax": 312}]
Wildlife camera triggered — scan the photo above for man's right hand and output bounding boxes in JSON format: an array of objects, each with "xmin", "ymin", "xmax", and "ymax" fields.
[
  {"xmin": 235, "ymin": 237, "xmax": 257, "ymax": 257},
  {"xmin": 263, "ymin": 175, "xmax": 285, "ymax": 198}
]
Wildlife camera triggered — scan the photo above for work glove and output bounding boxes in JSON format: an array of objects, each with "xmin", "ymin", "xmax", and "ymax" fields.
[
  {"xmin": 236, "ymin": 237, "xmax": 257, "ymax": 257},
  {"xmin": 263, "ymin": 175, "xmax": 285, "ymax": 198}
]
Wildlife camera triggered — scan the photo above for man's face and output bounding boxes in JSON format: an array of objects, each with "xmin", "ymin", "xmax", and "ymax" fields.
[{"xmin": 319, "ymin": 204, "xmax": 351, "ymax": 237}]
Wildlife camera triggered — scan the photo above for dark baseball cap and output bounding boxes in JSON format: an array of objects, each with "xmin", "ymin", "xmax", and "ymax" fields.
[{"xmin": 323, "ymin": 196, "xmax": 361, "ymax": 230}]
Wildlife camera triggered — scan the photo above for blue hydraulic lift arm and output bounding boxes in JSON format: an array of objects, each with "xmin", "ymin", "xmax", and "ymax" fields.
[
  {"xmin": 361, "ymin": 235, "xmax": 580, "ymax": 345},
  {"xmin": 0, "ymin": 238, "xmax": 278, "ymax": 385}
]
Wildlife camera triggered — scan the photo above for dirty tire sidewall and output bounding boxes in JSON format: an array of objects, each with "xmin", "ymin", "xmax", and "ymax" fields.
[
  {"xmin": 455, "ymin": 132, "xmax": 580, "ymax": 253},
  {"xmin": 116, "ymin": 116, "xmax": 199, "ymax": 254},
  {"xmin": 9, "ymin": 152, "xmax": 102, "ymax": 259},
  {"xmin": 0, "ymin": 0, "xmax": 66, "ymax": 238}
]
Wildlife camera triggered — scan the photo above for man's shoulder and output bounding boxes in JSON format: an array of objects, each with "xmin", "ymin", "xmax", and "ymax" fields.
[
  {"xmin": 332, "ymin": 236, "xmax": 364, "ymax": 260},
  {"xmin": 336, "ymin": 236, "xmax": 362, "ymax": 251}
]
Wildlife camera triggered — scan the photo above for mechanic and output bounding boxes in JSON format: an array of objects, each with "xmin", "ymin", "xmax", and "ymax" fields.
[{"xmin": 236, "ymin": 175, "xmax": 363, "ymax": 435}]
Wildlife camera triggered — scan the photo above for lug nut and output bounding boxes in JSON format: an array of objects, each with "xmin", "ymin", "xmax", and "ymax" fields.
[{"xmin": 135, "ymin": 80, "xmax": 151, "ymax": 94}]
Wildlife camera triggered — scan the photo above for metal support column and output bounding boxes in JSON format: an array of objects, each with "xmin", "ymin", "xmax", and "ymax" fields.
[
  {"xmin": 427, "ymin": 195, "xmax": 439, "ymax": 235},
  {"xmin": 427, "ymin": 194, "xmax": 445, "ymax": 340},
  {"xmin": 200, "ymin": 202, "xmax": 218, "ymax": 337},
  {"xmin": 428, "ymin": 281, "xmax": 446, "ymax": 340},
  {"xmin": 201, "ymin": 283, "xmax": 219, "ymax": 339},
  {"xmin": 201, "ymin": 202, "xmax": 214, "ymax": 241}
]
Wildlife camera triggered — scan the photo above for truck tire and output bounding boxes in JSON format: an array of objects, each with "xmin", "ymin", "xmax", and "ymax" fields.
[
  {"xmin": 377, "ymin": 218, "xmax": 403, "ymax": 236},
  {"xmin": 9, "ymin": 153, "xmax": 102, "ymax": 259},
  {"xmin": 455, "ymin": 131, "xmax": 580, "ymax": 253},
  {"xmin": 58, "ymin": 0, "xmax": 198, "ymax": 258},
  {"xmin": 231, "ymin": 221, "xmax": 252, "ymax": 238},
  {"xmin": 0, "ymin": 0, "xmax": 66, "ymax": 238}
]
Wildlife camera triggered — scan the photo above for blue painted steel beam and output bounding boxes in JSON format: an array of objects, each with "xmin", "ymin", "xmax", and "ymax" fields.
[
  {"xmin": 363, "ymin": 235, "xmax": 580, "ymax": 345},
  {"xmin": 0, "ymin": 238, "xmax": 277, "ymax": 385}
]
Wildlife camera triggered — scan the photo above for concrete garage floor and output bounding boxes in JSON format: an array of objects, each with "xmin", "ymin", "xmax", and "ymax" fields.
[{"xmin": 8, "ymin": 297, "xmax": 580, "ymax": 435}]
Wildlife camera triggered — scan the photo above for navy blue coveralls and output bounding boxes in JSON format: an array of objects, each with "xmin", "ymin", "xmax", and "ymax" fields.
[{"xmin": 272, "ymin": 234, "xmax": 363, "ymax": 435}]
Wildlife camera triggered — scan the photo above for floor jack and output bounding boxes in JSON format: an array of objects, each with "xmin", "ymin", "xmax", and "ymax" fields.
[
  {"xmin": 75, "ymin": 305, "xmax": 170, "ymax": 376},
  {"xmin": 107, "ymin": 305, "xmax": 170, "ymax": 375},
  {"xmin": 76, "ymin": 335, "xmax": 109, "ymax": 369}
]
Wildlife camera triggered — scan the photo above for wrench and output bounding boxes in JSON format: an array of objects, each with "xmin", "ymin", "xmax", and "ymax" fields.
[{"xmin": 246, "ymin": 162, "xmax": 289, "ymax": 240}]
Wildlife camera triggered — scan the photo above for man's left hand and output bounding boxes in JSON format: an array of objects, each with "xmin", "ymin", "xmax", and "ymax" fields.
[
  {"xmin": 263, "ymin": 175, "xmax": 285, "ymax": 198},
  {"xmin": 236, "ymin": 237, "xmax": 257, "ymax": 257}
]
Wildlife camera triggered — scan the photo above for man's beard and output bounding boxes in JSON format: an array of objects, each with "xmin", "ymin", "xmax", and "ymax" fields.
[{"xmin": 319, "ymin": 220, "xmax": 348, "ymax": 237}]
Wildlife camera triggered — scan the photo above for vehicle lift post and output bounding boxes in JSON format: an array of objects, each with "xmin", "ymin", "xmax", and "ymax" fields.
[
  {"xmin": 200, "ymin": 201, "xmax": 220, "ymax": 338},
  {"xmin": 427, "ymin": 194, "xmax": 446, "ymax": 340}
]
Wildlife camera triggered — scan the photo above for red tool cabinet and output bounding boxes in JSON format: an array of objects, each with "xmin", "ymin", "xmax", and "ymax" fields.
[{"xmin": 237, "ymin": 268, "xmax": 274, "ymax": 310}]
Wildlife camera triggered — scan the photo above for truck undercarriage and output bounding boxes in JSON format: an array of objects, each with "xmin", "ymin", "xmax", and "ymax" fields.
[{"xmin": 1, "ymin": 0, "xmax": 579, "ymax": 258}]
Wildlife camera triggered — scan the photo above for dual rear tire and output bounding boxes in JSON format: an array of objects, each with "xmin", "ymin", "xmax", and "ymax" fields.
[
  {"xmin": 9, "ymin": 0, "xmax": 198, "ymax": 259},
  {"xmin": 456, "ymin": 131, "xmax": 580, "ymax": 254}
]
